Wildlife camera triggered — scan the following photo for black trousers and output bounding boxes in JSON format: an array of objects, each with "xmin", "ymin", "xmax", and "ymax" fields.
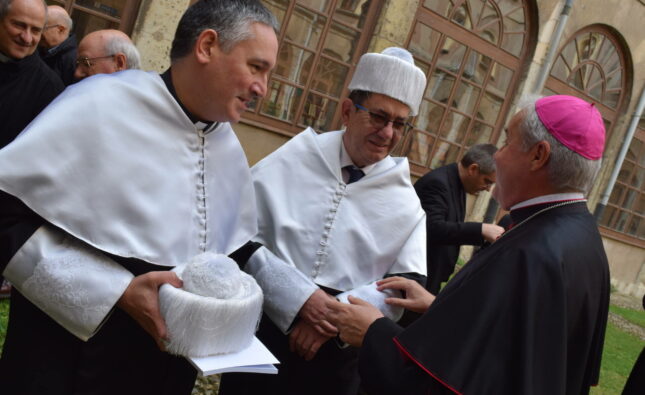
[
  {"xmin": 220, "ymin": 313, "xmax": 360, "ymax": 395},
  {"xmin": 0, "ymin": 289, "xmax": 197, "ymax": 395}
]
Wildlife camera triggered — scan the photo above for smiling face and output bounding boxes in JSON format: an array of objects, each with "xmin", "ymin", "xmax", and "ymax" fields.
[
  {"xmin": 0, "ymin": 0, "xmax": 46, "ymax": 59},
  {"xmin": 200, "ymin": 22, "xmax": 278, "ymax": 123},
  {"xmin": 342, "ymin": 93, "xmax": 410, "ymax": 167}
]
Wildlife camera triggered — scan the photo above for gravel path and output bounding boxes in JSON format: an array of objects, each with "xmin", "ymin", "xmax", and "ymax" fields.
[
  {"xmin": 192, "ymin": 374, "xmax": 220, "ymax": 395},
  {"xmin": 609, "ymin": 293, "xmax": 645, "ymax": 341}
]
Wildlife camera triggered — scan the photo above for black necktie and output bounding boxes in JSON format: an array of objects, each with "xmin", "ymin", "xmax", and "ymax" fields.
[{"xmin": 345, "ymin": 165, "xmax": 365, "ymax": 184}]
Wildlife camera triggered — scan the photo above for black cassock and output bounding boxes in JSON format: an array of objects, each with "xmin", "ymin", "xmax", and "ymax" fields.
[
  {"xmin": 359, "ymin": 201, "xmax": 609, "ymax": 395},
  {"xmin": 0, "ymin": 194, "xmax": 198, "ymax": 395},
  {"xmin": 0, "ymin": 52, "xmax": 64, "ymax": 149}
]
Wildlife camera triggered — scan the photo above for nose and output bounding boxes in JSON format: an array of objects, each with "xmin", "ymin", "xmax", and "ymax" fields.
[
  {"xmin": 484, "ymin": 184, "xmax": 493, "ymax": 192},
  {"xmin": 19, "ymin": 29, "xmax": 33, "ymax": 45},
  {"xmin": 378, "ymin": 121, "xmax": 395, "ymax": 140},
  {"xmin": 251, "ymin": 75, "xmax": 268, "ymax": 99}
]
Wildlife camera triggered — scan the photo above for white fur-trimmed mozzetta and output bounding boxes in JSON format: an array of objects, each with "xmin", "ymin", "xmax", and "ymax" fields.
[{"xmin": 159, "ymin": 253, "xmax": 263, "ymax": 357}]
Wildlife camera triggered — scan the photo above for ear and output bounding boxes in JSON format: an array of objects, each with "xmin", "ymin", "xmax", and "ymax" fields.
[
  {"xmin": 529, "ymin": 141, "xmax": 551, "ymax": 171},
  {"xmin": 341, "ymin": 98, "xmax": 354, "ymax": 126},
  {"xmin": 467, "ymin": 163, "xmax": 480, "ymax": 176},
  {"xmin": 114, "ymin": 53, "xmax": 127, "ymax": 71},
  {"xmin": 194, "ymin": 29, "xmax": 218, "ymax": 64}
]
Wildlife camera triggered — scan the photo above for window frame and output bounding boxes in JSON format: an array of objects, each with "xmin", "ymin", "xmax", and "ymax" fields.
[
  {"xmin": 599, "ymin": 126, "xmax": 645, "ymax": 247},
  {"xmin": 46, "ymin": 0, "xmax": 141, "ymax": 38},
  {"xmin": 241, "ymin": 0, "xmax": 385, "ymax": 136},
  {"xmin": 395, "ymin": 0, "xmax": 536, "ymax": 177}
]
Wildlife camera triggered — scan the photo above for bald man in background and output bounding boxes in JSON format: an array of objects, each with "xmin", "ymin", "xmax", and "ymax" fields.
[
  {"xmin": 74, "ymin": 29, "xmax": 140, "ymax": 80},
  {"xmin": 38, "ymin": 5, "xmax": 76, "ymax": 85}
]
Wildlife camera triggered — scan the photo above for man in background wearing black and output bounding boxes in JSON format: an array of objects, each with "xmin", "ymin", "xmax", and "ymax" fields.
[
  {"xmin": 38, "ymin": 5, "xmax": 76, "ymax": 85},
  {"xmin": 414, "ymin": 144, "xmax": 504, "ymax": 294}
]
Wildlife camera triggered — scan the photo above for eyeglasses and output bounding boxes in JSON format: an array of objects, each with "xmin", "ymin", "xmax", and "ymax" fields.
[
  {"xmin": 75, "ymin": 55, "xmax": 114, "ymax": 68},
  {"xmin": 44, "ymin": 24, "xmax": 61, "ymax": 30},
  {"xmin": 354, "ymin": 103, "xmax": 413, "ymax": 133}
]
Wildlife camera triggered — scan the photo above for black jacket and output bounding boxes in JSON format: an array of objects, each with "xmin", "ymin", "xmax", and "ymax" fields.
[
  {"xmin": 39, "ymin": 34, "xmax": 77, "ymax": 86},
  {"xmin": 0, "ymin": 52, "xmax": 64, "ymax": 149},
  {"xmin": 414, "ymin": 163, "xmax": 483, "ymax": 294}
]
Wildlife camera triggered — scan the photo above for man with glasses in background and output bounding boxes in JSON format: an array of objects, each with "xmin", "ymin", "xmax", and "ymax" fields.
[
  {"xmin": 73, "ymin": 28, "xmax": 140, "ymax": 81},
  {"xmin": 413, "ymin": 143, "xmax": 504, "ymax": 295},
  {"xmin": 220, "ymin": 47, "xmax": 428, "ymax": 395}
]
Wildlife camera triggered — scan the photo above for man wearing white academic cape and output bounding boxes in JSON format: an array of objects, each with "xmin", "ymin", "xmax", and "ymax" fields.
[
  {"xmin": 0, "ymin": 1, "xmax": 278, "ymax": 393},
  {"xmin": 220, "ymin": 47, "xmax": 428, "ymax": 395}
]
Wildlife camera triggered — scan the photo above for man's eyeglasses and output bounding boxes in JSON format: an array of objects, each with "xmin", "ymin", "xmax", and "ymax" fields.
[
  {"xmin": 75, "ymin": 55, "xmax": 114, "ymax": 68},
  {"xmin": 44, "ymin": 24, "xmax": 61, "ymax": 30},
  {"xmin": 354, "ymin": 103, "xmax": 413, "ymax": 133}
]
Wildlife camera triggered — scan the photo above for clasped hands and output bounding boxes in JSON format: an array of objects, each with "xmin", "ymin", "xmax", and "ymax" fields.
[
  {"xmin": 292, "ymin": 278, "xmax": 436, "ymax": 357},
  {"xmin": 117, "ymin": 273, "xmax": 436, "ymax": 356}
]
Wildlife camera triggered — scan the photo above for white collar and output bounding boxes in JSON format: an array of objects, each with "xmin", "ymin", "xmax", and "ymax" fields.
[
  {"xmin": 194, "ymin": 121, "xmax": 218, "ymax": 134},
  {"xmin": 511, "ymin": 193, "xmax": 585, "ymax": 211}
]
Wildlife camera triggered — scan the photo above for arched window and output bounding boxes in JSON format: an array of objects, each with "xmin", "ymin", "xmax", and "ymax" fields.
[
  {"xmin": 544, "ymin": 25, "xmax": 630, "ymax": 142},
  {"xmin": 243, "ymin": 0, "xmax": 383, "ymax": 135},
  {"xmin": 544, "ymin": 26, "xmax": 636, "ymax": 243},
  {"xmin": 395, "ymin": 0, "xmax": 535, "ymax": 176}
]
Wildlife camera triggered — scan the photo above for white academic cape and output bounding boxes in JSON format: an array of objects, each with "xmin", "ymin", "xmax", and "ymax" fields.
[
  {"xmin": 246, "ymin": 128, "xmax": 426, "ymax": 332},
  {"xmin": 0, "ymin": 70, "xmax": 257, "ymax": 340}
]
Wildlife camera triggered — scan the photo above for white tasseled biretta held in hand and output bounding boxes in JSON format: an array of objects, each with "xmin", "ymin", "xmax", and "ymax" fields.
[{"xmin": 159, "ymin": 252, "xmax": 263, "ymax": 357}]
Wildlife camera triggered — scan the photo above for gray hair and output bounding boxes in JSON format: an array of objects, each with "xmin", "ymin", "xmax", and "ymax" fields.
[
  {"xmin": 170, "ymin": 0, "xmax": 278, "ymax": 62},
  {"xmin": 60, "ymin": 10, "xmax": 72, "ymax": 30},
  {"xmin": 516, "ymin": 95, "xmax": 601, "ymax": 194},
  {"xmin": 461, "ymin": 144, "xmax": 498, "ymax": 174},
  {"xmin": 0, "ymin": 0, "xmax": 48, "ymax": 21},
  {"xmin": 105, "ymin": 35, "xmax": 141, "ymax": 70}
]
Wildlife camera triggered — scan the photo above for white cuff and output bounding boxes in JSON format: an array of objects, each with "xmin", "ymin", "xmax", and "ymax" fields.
[
  {"xmin": 337, "ymin": 281, "xmax": 404, "ymax": 322},
  {"xmin": 244, "ymin": 247, "xmax": 318, "ymax": 333},
  {"xmin": 3, "ymin": 225, "xmax": 134, "ymax": 341}
]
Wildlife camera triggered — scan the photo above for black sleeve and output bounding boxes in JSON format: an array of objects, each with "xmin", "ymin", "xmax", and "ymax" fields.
[
  {"xmin": 0, "ymin": 191, "xmax": 45, "ymax": 272},
  {"xmin": 359, "ymin": 317, "xmax": 451, "ymax": 395},
  {"xmin": 228, "ymin": 241, "xmax": 262, "ymax": 270},
  {"xmin": 416, "ymin": 177, "xmax": 483, "ymax": 246}
]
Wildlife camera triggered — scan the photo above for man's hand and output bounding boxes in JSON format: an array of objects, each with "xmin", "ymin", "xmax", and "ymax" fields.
[
  {"xmin": 376, "ymin": 276, "xmax": 435, "ymax": 313},
  {"xmin": 288, "ymin": 319, "xmax": 332, "ymax": 361},
  {"xmin": 298, "ymin": 289, "xmax": 338, "ymax": 336},
  {"xmin": 326, "ymin": 296, "xmax": 383, "ymax": 347},
  {"xmin": 482, "ymin": 223, "xmax": 504, "ymax": 243},
  {"xmin": 117, "ymin": 271, "xmax": 182, "ymax": 350}
]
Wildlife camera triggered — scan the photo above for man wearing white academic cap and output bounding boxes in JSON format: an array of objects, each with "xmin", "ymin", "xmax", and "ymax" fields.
[{"xmin": 220, "ymin": 47, "xmax": 428, "ymax": 395}]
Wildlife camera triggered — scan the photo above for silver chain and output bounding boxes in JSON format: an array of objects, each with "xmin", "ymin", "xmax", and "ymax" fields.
[{"xmin": 498, "ymin": 199, "xmax": 587, "ymax": 240}]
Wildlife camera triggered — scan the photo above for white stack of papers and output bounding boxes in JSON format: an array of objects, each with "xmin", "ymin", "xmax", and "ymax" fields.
[{"xmin": 187, "ymin": 336, "xmax": 279, "ymax": 376}]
